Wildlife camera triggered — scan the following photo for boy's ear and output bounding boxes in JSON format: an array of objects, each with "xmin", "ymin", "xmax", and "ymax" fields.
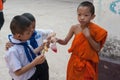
[
  {"xmin": 15, "ymin": 34, "xmax": 21, "ymax": 38},
  {"xmin": 91, "ymin": 14, "xmax": 96, "ymax": 20}
]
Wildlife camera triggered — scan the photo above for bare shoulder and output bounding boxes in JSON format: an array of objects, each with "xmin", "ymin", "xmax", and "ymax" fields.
[
  {"xmin": 70, "ymin": 24, "xmax": 81, "ymax": 34},
  {"xmin": 71, "ymin": 24, "xmax": 78, "ymax": 28},
  {"xmin": 70, "ymin": 24, "xmax": 79, "ymax": 30}
]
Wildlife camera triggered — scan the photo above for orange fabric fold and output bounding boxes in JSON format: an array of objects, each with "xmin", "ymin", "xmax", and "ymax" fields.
[
  {"xmin": 0, "ymin": 0, "xmax": 3, "ymax": 10},
  {"xmin": 67, "ymin": 22, "xmax": 107, "ymax": 80}
]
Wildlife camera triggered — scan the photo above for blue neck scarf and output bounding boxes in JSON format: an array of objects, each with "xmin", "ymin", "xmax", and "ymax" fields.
[
  {"xmin": 29, "ymin": 31, "xmax": 38, "ymax": 49},
  {"xmin": 29, "ymin": 31, "xmax": 41, "ymax": 55},
  {"xmin": 8, "ymin": 35, "xmax": 36, "ymax": 62}
]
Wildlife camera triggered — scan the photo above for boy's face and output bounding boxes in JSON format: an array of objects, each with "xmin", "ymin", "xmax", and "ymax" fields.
[
  {"xmin": 77, "ymin": 6, "xmax": 95, "ymax": 26},
  {"xmin": 17, "ymin": 25, "xmax": 33, "ymax": 41},
  {"xmin": 31, "ymin": 21, "xmax": 35, "ymax": 33}
]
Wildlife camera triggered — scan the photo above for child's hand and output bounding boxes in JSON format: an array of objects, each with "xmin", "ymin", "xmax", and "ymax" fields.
[
  {"xmin": 47, "ymin": 32, "xmax": 56, "ymax": 41},
  {"xmin": 5, "ymin": 41, "xmax": 14, "ymax": 50},
  {"xmin": 82, "ymin": 27, "xmax": 90, "ymax": 38},
  {"xmin": 41, "ymin": 40, "xmax": 49, "ymax": 54},
  {"xmin": 32, "ymin": 54, "xmax": 45, "ymax": 66},
  {"xmin": 51, "ymin": 37, "xmax": 58, "ymax": 43}
]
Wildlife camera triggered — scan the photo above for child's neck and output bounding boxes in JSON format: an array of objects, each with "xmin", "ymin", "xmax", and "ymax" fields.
[
  {"xmin": 80, "ymin": 22, "xmax": 91, "ymax": 30},
  {"xmin": 81, "ymin": 25, "xmax": 88, "ymax": 30}
]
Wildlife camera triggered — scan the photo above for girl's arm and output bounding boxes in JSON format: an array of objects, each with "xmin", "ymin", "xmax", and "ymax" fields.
[
  {"xmin": 82, "ymin": 27, "xmax": 100, "ymax": 52},
  {"xmin": 14, "ymin": 54, "xmax": 45, "ymax": 76},
  {"xmin": 57, "ymin": 26, "xmax": 74, "ymax": 45}
]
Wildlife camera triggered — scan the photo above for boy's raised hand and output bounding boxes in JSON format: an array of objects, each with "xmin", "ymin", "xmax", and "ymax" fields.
[
  {"xmin": 32, "ymin": 54, "xmax": 45, "ymax": 66},
  {"xmin": 82, "ymin": 27, "xmax": 91, "ymax": 38}
]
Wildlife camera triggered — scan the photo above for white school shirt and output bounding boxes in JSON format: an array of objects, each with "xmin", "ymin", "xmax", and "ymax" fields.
[
  {"xmin": 27, "ymin": 29, "xmax": 53, "ymax": 47},
  {"xmin": 4, "ymin": 36, "xmax": 36, "ymax": 80}
]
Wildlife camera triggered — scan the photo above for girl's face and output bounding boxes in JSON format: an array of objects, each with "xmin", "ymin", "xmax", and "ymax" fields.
[{"xmin": 77, "ymin": 6, "xmax": 95, "ymax": 26}]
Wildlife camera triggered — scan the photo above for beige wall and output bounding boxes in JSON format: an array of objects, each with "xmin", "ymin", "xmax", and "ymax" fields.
[
  {"xmin": 94, "ymin": 0, "xmax": 120, "ymax": 39},
  {"xmin": 70, "ymin": 0, "xmax": 120, "ymax": 38}
]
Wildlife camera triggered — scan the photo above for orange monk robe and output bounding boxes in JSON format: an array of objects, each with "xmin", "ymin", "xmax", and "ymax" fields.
[
  {"xmin": 0, "ymin": 0, "xmax": 3, "ymax": 10},
  {"xmin": 67, "ymin": 22, "xmax": 107, "ymax": 80}
]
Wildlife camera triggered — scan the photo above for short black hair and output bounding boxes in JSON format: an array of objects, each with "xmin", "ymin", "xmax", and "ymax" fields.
[
  {"xmin": 22, "ymin": 13, "xmax": 35, "ymax": 22},
  {"xmin": 77, "ymin": 1, "xmax": 95, "ymax": 15},
  {"xmin": 10, "ymin": 15, "xmax": 32, "ymax": 35}
]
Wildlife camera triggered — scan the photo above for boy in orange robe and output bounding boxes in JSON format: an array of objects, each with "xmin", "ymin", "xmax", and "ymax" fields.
[{"xmin": 55, "ymin": 1, "xmax": 107, "ymax": 80}]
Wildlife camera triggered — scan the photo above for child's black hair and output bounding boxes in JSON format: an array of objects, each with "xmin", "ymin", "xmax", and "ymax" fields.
[
  {"xmin": 10, "ymin": 15, "xmax": 31, "ymax": 34},
  {"xmin": 22, "ymin": 13, "xmax": 35, "ymax": 22},
  {"xmin": 77, "ymin": 1, "xmax": 95, "ymax": 15}
]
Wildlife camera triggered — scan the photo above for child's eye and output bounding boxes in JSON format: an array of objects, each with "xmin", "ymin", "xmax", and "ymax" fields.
[
  {"xmin": 78, "ymin": 14, "xmax": 81, "ymax": 16},
  {"xmin": 85, "ymin": 15, "xmax": 89, "ymax": 16}
]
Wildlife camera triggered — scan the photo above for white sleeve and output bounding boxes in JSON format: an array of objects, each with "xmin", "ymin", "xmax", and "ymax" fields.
[
  {"xmin": 37, "ymin": 29, "xmax": 53, "ymax": 40},
  {"xmin": 4, "ymin": 49, "xmax": 22, "ymax": 72}
]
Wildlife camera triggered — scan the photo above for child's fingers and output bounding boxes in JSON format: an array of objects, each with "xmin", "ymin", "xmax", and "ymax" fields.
[
  {"xmin": 5, "ymin": 42, "xmax": 13, "ymax": 50},
  {"xmin": 51, "ymin": 37, "xmax": 58, "ymax": 43},
  {"xmin": 47, "ymin": 32, "xmax": 56, "ymax": 40},
  {"xmin": 38, "ymin": 55, "xmax": 45, "ymax": 63}
]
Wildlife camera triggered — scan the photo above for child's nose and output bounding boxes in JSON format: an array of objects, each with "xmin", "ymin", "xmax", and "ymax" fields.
[{"xmin": 81, "ymin": 16, "xmax": 84, "ymax": 20}]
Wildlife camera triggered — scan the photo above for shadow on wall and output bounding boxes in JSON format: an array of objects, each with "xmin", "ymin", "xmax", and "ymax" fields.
[{"xmin": 100, "ymin": 36, "xmax": 120, "ymax": 60}]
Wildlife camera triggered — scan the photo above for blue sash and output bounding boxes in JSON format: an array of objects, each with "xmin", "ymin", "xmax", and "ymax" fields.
[
  {"xmin": 29, "ymin": 31, "xmax": 41, "ymax": 55},
  {"xmin": 29, "ymin": 31, "xmax": 38, "ymax": 49},
  {"xmin": 8, "ymin": 35, "xmax": 36, "ymax": 62}
]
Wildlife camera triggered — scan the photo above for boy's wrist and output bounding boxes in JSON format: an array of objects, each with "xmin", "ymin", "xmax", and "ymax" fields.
[{"xmin": 31, "ymin": 60, "xmax": 36, "ymax": 67}]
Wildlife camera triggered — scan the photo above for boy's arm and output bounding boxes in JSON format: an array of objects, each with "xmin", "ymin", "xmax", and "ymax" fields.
[
  {"xmin": 14, "ymin": 54, "xmax": 45, "ymax": 76},
  {"xmin": 82, "ymin": 27, "xmax": 100, "ymax": 52},
  {"xmin": 57, "ymin": 25, "xmax": 74, "ymax": 45},
  {"xmin": 33, "ymin": 44, "xmax": 44, "ymax": 54},
  {"xmin": 33, "ymin": 39, "xmax": 50, "ymax": 54},
  {"xmin": 87, "ymin": 36, "xmax": 100, "ymax": 52}
]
